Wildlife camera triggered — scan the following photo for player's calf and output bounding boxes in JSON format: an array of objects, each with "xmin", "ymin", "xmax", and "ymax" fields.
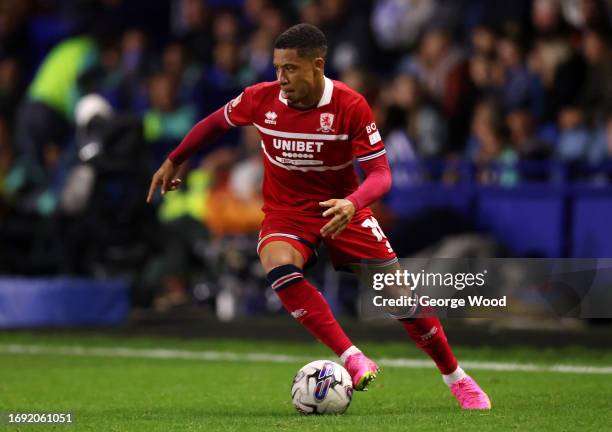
[{"xmin": 266, "ymin": 264, "xmax": 354, "ymax": 358}]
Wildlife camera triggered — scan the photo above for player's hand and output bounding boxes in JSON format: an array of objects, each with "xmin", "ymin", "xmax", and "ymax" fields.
[
  {"xmin": 319, "ymin": 199, "xmax": 355, "ymax": 239},
  {"xmin": 146, "ymin": 158, "xmax": 183, "ymax": 203}
]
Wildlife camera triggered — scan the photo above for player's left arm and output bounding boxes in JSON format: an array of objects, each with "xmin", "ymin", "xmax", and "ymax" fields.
[{"xmin": 320, "ymin": 97, "xmax": 392, "ymax": 239}]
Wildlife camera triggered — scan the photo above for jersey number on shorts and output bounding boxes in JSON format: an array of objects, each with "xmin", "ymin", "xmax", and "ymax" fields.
[{"xmin": 361, "ymin": 217, "xmax": 393, "ymax": 253}]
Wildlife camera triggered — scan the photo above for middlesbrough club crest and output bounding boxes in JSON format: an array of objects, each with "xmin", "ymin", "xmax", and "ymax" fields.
[{"xmin": 317, "ymin": 113, "xmax": 335, "ymax": 133}]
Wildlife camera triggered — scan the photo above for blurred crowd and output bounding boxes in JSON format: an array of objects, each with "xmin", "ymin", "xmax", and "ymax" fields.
[{"xmin": 0, "ymin": 0, "xmax": 611, "ymax": 311}]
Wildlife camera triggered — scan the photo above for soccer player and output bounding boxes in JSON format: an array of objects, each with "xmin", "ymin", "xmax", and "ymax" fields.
[{"xmin": 147, "ymin": 24, "xmax": 490, "ymax": 409}]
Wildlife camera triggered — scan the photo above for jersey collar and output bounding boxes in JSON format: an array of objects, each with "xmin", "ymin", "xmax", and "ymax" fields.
[{"xmin": 278, "ymin": 76, "xmax": 333, "ymax": 108}]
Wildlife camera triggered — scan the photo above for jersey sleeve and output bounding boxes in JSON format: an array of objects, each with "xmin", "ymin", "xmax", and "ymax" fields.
[
  {"xmin": 349, "ymin": 96, "xmax": 386, "ymax": 163},
  {"xmin": 223, "ymin": 86, "xmax": 256, "ymax": 127}
]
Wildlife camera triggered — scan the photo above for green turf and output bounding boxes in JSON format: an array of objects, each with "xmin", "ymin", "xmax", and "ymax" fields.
[{"xmin": 1, "ymin": 332, "xmax": 611, "ymax": 431}]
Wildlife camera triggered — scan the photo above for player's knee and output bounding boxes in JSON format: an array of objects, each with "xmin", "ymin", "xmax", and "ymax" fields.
[
  {"xmin": 261, "ymin": 252, "xmax": 299, "ymax": 273},
  {"xmin": 260, "ymin": 242, "xmax": 303, "ymax": 273}
]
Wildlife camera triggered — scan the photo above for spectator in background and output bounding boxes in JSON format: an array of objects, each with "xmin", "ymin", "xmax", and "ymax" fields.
[
  {"xmin": 340, "ymin": 66, "xmax": 379, "ymax": 103},
  {"xmin": 0, "ymin": 58, "xmax": 24, "ymax": 123},
  {"xmin": 589, "ymin": 113, "xmax": 612, "ymax": 184},
  {"xmin": 529, "ymin": 0, "xmax": 588, "ymax": 122},
  {"xmin": 507, "ymin": 109, "xmax": 552, "ymax": 161},
  {"xmin": 299, "ymin": 0, "xmax": 323, "ymax": 29},
  {"xmin": 377, "ymin": 75, "xmax": 421, "ymax": 188},
  {"xmin": 578, "ymin": 27, "xmax": 612, "ymax": 124},
  {"xmin": 117, "ymin": 28, "xmax": 153, "ymax": 113},
  {"xmin": 497, "ymin": 31, "xmax": 546, "ymax": 118},
  {"xmin": 470, "ymin": 25, "xmax": 497, "ymax": 58},
  {"xmin": 588, "ymin": 113, "xmax": 612, "ymax": 165},
  {"xmin": 245, "ymin": 29, "xmax": 276, "ymax": 82},
  {"xmin": 469, "ymin": 100, "xmax": 519, "ymax": 186},
  {"xmin": 206, "ymin": 126, "xmax": 264, "ymax": 236},
  {"xmin": 455, "ymin": 0, "xmax": 532, "ymax": 36},
  {"xmin": 507, "ymin": 109, "xmax": 552, "ymax": 181},
  {"xmin": 317, "ymin": 0, "xmax": 372, "ymax": 76},
  {"xmin": 171, "ymin": 0, "xmax": 213, "ymax": 65},
  {"xmin": 161, "ymin": 41, "xmax": 202, "ymax": 106},
  {"xmin": 200, "ymin": 40, "xmax": 257, "ymax": 110},
  {"xmin": 77, "ymin": 36, "xmax": 123, "ymax": 106},
  {"xmin": 258, "ymin": 6, "xmax": 287, "ymax": 40},
  {"xmin": 561, "ymin": 0, "xmax": 610, "ymax": 30},
  {"xmin": 556, "ymin": 106, "xmax": 592, "ymax": 162},
  {"xmin": 468, "ymin": 54, "xmax": 502, "ymax": 101},
  {"xmin": 243, "ymin": 0, "xmax": 289, "ymax": 55},
  {"xmin": 466, "ymin": 24, "xmax": 502, "ymax": 104},
  {"xmin": 371, "ymin": 0, "xmax": 437, "ymax": 51},
  {"xmin": 384, "ymin": 74, "xmax": 447, "ymax": 159},
  {"xmin": 399, "ymin": 28, "xmax": 471, "ymax": 152},
  {"xmin": 14, "ymin": 35, "xmax": 99, "ymax": 174},
  {"xmin": 143, "ymin": 72, "xmax": 197, "ymax": 163},
  {"xmin": 399, "ymin": 28, "xmax": 465, "ymax": 107},
  {"xmin": 528, "ymin": 34, "xmax": 579, "ymax": 122},
  {"xmin": 120, "ymin": 29, "xmax": 151, "ymax": 80},
  {"xmin": 212, "ymin": 9, "xmax": 241, "ymax": 43},
  {"xmin": 532, "ymin": 0, "xmax": 569, "ymax": 37},
  {"xmin": 243, "ymin": 0, "xmax": 271, "ymax": 30}
]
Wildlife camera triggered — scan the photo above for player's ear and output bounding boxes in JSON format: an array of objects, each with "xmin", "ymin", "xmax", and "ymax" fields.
[{"xmin": 313, "ymin": 57, "xmax": 325, "ymax": 73}]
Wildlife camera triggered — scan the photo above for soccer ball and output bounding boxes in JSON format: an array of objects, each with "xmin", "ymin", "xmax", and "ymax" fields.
[{"xmin": 291, "ymin": 360, "xmax": 353, "ymax": 415}]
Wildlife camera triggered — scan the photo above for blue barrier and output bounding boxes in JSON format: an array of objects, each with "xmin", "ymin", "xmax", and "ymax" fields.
[
  {"xmin": 0, "ymin": 277, "xmax": 129, "ymax": 328},
  {"xmin": 388, "ymin": 181, "xmax": 612, "ymax": 257},
  {"xmin": 476, "ymin": 185, "xmax": 566, "ymax": 257},
  {"xmin": 571, "ymin": 186, "xmax": 612, "ymax": 258},
  {"xmin": 386, "ymin": 184, "xmax": 474, "ymax": 219}
]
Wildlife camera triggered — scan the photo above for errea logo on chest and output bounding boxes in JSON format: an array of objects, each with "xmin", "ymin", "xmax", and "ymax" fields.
[{"xmin": 265, "ymin": 111, "xmax": 278, "ymax": 125}]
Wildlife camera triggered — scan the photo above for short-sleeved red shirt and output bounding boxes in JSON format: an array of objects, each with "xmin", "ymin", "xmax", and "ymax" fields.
[{"xmin": 224, "ymin": 77, "xmax": 386, "ymax": 215}]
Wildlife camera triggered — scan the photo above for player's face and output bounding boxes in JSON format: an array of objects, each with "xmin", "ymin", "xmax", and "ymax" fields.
[{"xmin": 273, "ymin": 48, "xmax": 324, "ymax": 107}]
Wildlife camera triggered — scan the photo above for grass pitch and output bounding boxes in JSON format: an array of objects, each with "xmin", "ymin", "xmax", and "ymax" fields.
[{"xmin": 1, "ymin": 332, "xmax": 611, "ymax": 431}]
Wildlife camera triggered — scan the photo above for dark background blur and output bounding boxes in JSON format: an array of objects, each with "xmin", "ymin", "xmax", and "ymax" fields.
[{"xmin": 0, "ymin": 0, "xmax": 611, "ymax": 324}]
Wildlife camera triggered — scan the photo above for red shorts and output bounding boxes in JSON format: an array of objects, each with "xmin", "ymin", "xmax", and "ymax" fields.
[{"xmin": 257, "ymin": 209, "xmax": 397, "ymax": 271}]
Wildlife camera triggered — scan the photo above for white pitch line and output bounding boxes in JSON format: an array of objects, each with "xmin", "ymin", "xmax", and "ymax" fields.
[
  {"xmin": 1, "ymin": 344, "xmax": 611, "ymax": 375},
  {"xmin": 377, "ymin": 357, "xmax": 612, "ymax": 374}
]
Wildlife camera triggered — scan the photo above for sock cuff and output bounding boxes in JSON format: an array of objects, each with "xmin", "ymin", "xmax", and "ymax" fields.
[
  {"xmin": 339, "ymin": 345, "xmax": 361, "ymax": 363},
  {"xmin": 267, "ymin": 264, "xmax": 304, "ymax": 291},
  {"xmin": 442, "ymin": 366, "xmax": 467, "ymax": 386}
]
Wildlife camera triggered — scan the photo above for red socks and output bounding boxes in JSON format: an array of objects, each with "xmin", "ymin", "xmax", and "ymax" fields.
[
  {"xmin": 400, "ymin": 308, "xmax": 458, "ymax": 374},
  {"xmin": 268, "ymin": 265, "xmax": 353, "ymax": 356},
  {"xmin": 267, "ymin": 264, "xmax": 458, "ymax": 374}
]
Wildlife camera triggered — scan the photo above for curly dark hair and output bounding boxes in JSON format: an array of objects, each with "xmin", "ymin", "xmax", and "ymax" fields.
[{"xmin": 274, "ymin": 23, "xmax": 328, "ymax": 59}]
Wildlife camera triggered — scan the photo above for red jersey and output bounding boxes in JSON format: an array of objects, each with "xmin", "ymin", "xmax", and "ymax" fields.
[{"xmin": 224, "ymin": 77, "xmax": 386, "ymax": 214}]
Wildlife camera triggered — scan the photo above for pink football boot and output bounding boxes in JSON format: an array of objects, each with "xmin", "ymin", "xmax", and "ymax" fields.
[
  {"xmin": 449, "ymin": 376, "xmax": 492, "ymax": 409},
  {"xmin": 344, "ymin": 352, "xmax": 379, "ymax": 391}
]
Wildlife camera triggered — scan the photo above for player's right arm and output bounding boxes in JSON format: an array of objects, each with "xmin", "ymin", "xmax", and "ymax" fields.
[{"xmin": 146, "ymin": 88, "xmax": 254, "ymax": 203}]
